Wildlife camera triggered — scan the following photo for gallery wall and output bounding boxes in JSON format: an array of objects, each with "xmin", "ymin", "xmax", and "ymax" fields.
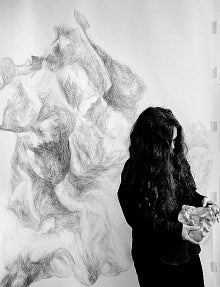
[{"xmin": 0, "ymin": 1, "xmax": 218, "ymax": 286}]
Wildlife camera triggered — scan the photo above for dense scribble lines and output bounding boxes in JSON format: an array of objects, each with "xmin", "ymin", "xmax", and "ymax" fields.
[{"xmin": 0, "ymin": 10, "xmax": 145, "ymax": 287}]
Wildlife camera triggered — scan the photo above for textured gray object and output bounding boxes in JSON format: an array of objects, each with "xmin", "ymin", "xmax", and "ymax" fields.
[{"xmin": 178, "ymin": 204, "xmax": 220, "ymax": 243}]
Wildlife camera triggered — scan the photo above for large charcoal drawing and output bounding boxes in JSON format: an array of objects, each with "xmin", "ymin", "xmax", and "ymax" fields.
[
  {"xmin": 0, "ymin": 11, "xmax": 212, "ymax": 287},
  {"xmin": 0, "ymin": 11, "xmax": 145, "ymax": 286}
]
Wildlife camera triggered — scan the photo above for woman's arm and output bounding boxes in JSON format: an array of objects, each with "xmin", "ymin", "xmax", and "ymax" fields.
[
  {"xmin": 118, "ymin": 169, "xmax": 201, "ymax": 245},
  {"xmin": 117, "ymin": 160, "xmax": 183, "ymax": 240}
]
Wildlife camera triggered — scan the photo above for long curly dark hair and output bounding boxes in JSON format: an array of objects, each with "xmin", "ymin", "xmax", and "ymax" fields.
[{"xmin": 128, "ymin": 107, "xmax": 195, "ymax": 217}]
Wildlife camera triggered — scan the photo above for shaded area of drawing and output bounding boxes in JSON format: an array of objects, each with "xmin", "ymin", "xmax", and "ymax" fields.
[{"xmin": 0, "ymin": 11, "xmax": 144, "ymax": 287}]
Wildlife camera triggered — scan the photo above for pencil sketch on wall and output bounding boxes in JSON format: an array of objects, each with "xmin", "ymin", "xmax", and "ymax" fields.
[
  {"xmin": 0, "ymin": 11, "xmax": 145, "ymax": 287},
  {"xmin": 0, "ymin": 10, "xmax": 212, "ymax": 287}
]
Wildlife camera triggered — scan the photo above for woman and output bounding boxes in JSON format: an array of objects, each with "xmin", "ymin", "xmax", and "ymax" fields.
[{"xmin": 118, "ymin": 107, "xmax": 216, "ymax": 287}]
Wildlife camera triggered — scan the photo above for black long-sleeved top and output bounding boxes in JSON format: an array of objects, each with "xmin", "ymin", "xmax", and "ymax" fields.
[{"xmin": 118, "ymin": 159, "xmax": 205, "ymax": 265}]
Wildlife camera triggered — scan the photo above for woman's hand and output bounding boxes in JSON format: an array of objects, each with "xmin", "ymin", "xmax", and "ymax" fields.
[
  {"xmin": 203, "ymin": 197, "xmax": 220, "ymax": 218},
  {"xmin": 203, "ymin": 197, "xmax": 219, "ymax": 208},
  {"xmin": 182, "ymin": 224, "xmax": 201, "ymax": 244}
]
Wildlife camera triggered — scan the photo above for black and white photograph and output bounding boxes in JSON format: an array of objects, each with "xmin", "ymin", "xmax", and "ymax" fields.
[{"xmin": 0, "ymin": 1, "xmax": 219, "ymax": 286}]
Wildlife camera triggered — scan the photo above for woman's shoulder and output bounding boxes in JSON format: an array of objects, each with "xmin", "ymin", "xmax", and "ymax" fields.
[
  {"xmin": 121, "ymin": 158, "xmax": 140, "ymax": 175},
  {"xmin": 121, "ymin": 158, "xmax": 132, "ymax": 178}
]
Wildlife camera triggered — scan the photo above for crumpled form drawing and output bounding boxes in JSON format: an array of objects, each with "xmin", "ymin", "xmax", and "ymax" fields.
[{"xmin": 0, "ymin": 11, "xmax": 145, "ymax": 287}]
